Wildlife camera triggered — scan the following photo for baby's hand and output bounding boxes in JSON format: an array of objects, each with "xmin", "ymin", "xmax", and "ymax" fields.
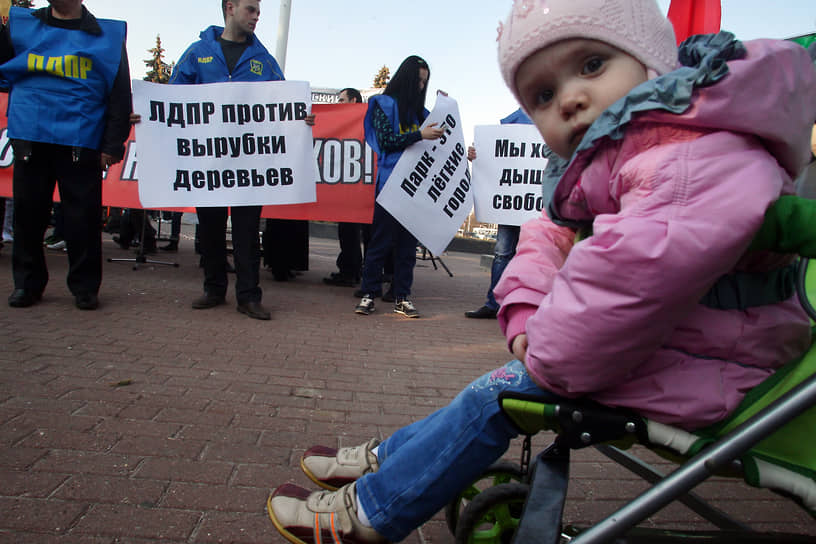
[{"xmin": 511, "ymin": 333, "xmax": 528, "ymax": 364}]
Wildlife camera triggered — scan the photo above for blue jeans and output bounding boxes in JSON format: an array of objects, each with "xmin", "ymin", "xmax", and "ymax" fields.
[
  {"xmin": 356, "ymin": 359, "xmax": 560, "ymax": 542},
  {"xmin": 360, "ymin": 203, "xmax": 417, "ymax": 299},
  {"xmin": 485, "ymin": 225, "xmax": 520, "ymax": 310}
]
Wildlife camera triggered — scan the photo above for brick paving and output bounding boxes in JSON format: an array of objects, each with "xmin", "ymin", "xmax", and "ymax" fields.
[{"xmin": 0, "ymin": 227, "xmax": 814, "ymax": 542}]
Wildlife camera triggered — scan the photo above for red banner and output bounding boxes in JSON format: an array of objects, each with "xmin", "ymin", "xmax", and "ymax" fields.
[
  {"xmin": 667, "ymin": 0, "xmax": 721, "ymax": 44},
  {"xmin": 0, "ymin": 98, "xmax": 375, "ymax": 223}
]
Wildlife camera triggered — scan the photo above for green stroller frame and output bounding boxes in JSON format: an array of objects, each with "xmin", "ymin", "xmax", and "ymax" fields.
[{"xmin": 447, "ymin": 197, "xmax": 816, "ymax": 544}]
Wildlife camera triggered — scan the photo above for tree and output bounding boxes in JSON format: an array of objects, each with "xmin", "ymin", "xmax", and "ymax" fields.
[
  {"xmin": 373, "ymin": 65, "xmax": 390, "ymax": 88},
  {"xmin": 143, "ymin": 35, "xmax": 172, "ymax": 84},
  {"xmin": 12, "ymin": 1, "xmax": 35, "ymax": 7}
]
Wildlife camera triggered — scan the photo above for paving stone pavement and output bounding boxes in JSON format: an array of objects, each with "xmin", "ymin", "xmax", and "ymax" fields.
[{"xmin": 0, "ymin": 230, "xmax": 814, "ymax": 543}]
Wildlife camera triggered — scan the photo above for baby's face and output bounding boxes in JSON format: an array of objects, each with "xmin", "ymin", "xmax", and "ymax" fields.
[{"xmin": 515, "ymin": 38, "xmax": 648, "ymax": 159}]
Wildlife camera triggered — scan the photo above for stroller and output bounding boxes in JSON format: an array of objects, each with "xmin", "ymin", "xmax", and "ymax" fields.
[{"xmin": 446, "ymin": 195, "xmax": 816, "ymax": 543}]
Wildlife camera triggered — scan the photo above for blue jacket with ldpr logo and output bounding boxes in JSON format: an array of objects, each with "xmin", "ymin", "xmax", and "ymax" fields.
[
  {"xmin": 170, "ymin": 25, "xmax": 283, "ymax": 84},
  {"xmin": 0, "ymin": 6, "xmax": 126, "ymax": 151}
]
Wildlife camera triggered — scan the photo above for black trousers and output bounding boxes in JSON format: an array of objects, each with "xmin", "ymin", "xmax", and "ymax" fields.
[
  {"xmin": 196, "ymin": 205, "xmax": 262, "ymax": 304},
  {"xmin": 118, "ymin": 208, "xmax": 156, "ymax": 248},
  {"xmin": 12, "ymin": 142, "xmax": 103, "ymax": 296},
  {"xmin": 336, "ymin": 222, "xmax": 365, "ymax": 279},
  {"xmin": 263, "ymin": 219, "xmax": 309, "ymax": 279}
]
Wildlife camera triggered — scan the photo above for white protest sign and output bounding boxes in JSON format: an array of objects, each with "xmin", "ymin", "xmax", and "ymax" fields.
[
  {"xmin": 133, "ymin": 79, "xmax": 317, "ymax": 208},
  {"xmin": 376, "ymin": 93, "xmax": 471, "ymax": 255},
  {"xmin": 471, "ymin": 124, "xmax": 549, "ymax": 226}
]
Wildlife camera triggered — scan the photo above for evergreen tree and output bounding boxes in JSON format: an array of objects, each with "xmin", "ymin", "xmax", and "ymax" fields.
[
  {"xmin": 12, "ymin": 0, "xmax": 35, "ymax": 8},
  {"xmin": 373, "ymin": 65, "xmax": 390, "ymax": 88},
  {"xmin": 143, "ymin": 35, "xmax": 172, "ymax": 83}
]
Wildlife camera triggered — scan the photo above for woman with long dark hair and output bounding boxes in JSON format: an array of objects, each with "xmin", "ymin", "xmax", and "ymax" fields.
[{"xmin": 355, "ymin": 55, "xmax": 444, "ymax": 318}]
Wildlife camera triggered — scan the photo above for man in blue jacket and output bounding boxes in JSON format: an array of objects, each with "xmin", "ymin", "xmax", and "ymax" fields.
[
  {"xmin": 0, "ymin": 0, "xmax": 132, "ymax": 311},
  {"xmin": 170, "ymin": 0, "xmax": 312, "ymax": 320}
]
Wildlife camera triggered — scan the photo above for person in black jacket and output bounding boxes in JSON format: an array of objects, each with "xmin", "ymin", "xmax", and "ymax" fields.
[{"xmin": 0, "ymin": 0, "xmax": 132, "ymax": 310}]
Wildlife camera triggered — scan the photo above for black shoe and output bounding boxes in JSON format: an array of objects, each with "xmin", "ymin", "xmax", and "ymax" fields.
[
  {"xmin": 160, "ymin": 240, "xmax": 178, "ymax": 251},
  {"xmin": 8, "ymin": 289, "xmax": 42, "ymax": 308},
  {"xmin": 323, "ymin": 273, "xmax": 357, "ymax": 287},
  {"xmin": 237, "ymin": 301, "xmax": 271, "ymax": 320},
  {"xmin": 354, "ymin": 288, "xmax": 382, "ymax": 298},
  {"xmin": 192, "ymin": 293, "xmax": 226, "ymax": 309},
  {"xmin": 112, "ymin": 236, "xmax": 130, "ymax": 250},
  {"xmin": 141, "ymin": 242, "xmax": 157, "ymax": 254},
  {"xmin": 382, "ymin": 289, "xmax": 396, "ymax": 303},
  {"xmin": 465, "ymin": 305, "xmax": 498, "ymax": 319},
  {"xmin": 75, "ymin": 293, "xmax": 99, "ymax": 310}
]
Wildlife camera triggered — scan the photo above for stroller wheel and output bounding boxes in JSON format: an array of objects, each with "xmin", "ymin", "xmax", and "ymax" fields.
[
  {"xmin": 454, "ymin": 482, "xmax": 529, "ymax": 544},
  {"xmin": 445, "ymin": 460, "xmax": 525, "ymax": 535}
]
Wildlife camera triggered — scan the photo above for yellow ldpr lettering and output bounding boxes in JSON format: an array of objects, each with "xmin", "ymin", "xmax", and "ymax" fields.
[
  {"xmin": 27, "ymin": 54, "xmax": 92, "ymax": 79},
  {"xmin": 79, "ymin": 57, "xmax": 92, "ymax": 79},
  {"xmin": 45, "ymin": 56, "xmax": 64, "ymax": 77},
  {"xmin": 64, "ymin": 55, "xmax": 79, "ymax": 78},
  {"xmin": 27, "ymin": 53, "xmax": 44, "ymax": 71},
  {"xmin": 198, "ymin": 56, "xmax": 213, "ymax": 64}
]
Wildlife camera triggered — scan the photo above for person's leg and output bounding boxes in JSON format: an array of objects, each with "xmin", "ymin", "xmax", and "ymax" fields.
[
  {"xmin": 161, "ymin": 211, "xmax": 182, "ymax": 250},
  {"xmin": 390, "ymin": 222, "xmax": 417, "ymax": 300},
  {"xmin": 56, "ymin": 147, "xmax": 103, "ymax": 298},
  {"xmin": 358, "ymin": 360, "xmax": 555, "ymax": 541},
  {"xmin": 116, "ymin": 209, "xmax": 134, "ymax": 248},
  {"xmin": 195, "ymin": 206, "xmax": 229, "ymax": 299},
  {"xmin": 11, "ymin": 142, "xmax": 57, "ymax": 296},
  {"xmin": 337, "ymin": 222, "xmax": 362, "ymax": 279},
  {"xmin": 230, "ymin": 205, "xmax": 263, "ymax": 305},
  {"xmin": 485, "ymin": 224, "xmax": 520, "ymax": 309},
  {"xmin": 52, "ymin": 203, "xmax": 65, "ymax": 239},
  {"xmin": 171, "ymin": 212, "xmax": 182, "ymax": 240},
  {"xmin": 0, "ymin": 198, "xmax": 6, "ymax": 251},
  {"xmin": 359, "ymin": 204, "xmax": 395, "ymax": 297},
  {"xmin": 2, "ymin": 197, "xmax": 13, "ymax": 241},
  {"xmin": 139, "ymin": 210, "xmax": 157, "ymax": 252},
  {"xmin": 272, "ymin": 360, "xmax": 560, "ymax": 543}
]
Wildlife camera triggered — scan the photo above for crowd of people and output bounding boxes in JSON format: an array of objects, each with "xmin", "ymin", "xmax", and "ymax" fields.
[
  {"xmin": 2, "ymin": 1, "xmax": 816, "ymax": 543},
  {"xmin": 0, "ymin": 0, "xmax": 511, "ymax": 322}
]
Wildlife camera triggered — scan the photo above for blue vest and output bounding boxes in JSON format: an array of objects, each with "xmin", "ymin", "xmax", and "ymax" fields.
[
  {"xmin": 0, "ymin": 7, "xmax": 125, "ymax": 149},
  {"xmin": 170, "ymin": 26, "xmax": 283, "ymax": 85},
  {"xmin": 364, "ymin": 94, "xmax": 428, "ymax": 193}
]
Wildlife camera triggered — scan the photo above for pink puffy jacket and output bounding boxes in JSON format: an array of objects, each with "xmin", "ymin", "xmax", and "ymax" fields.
[{"xmin": 495, "ymin": 39, "xmax": 816, "ymax": 429}]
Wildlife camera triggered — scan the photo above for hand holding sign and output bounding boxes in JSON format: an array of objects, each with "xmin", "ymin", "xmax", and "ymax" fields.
[
  {"xmin": 376, "ymin": 93, "xmax": 472, "ymax": 255},
  {"xmin": 0, "ymin": 0, "xmax": 10, "ymax": 26}
]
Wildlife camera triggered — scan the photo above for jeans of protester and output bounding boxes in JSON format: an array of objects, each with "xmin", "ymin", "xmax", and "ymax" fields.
[
  {"xmin": 356, "ymin": 359, "xmax": 561, "ymax": 542},
  {"xmin": 485, "ymin": 224, "xmax": 520, "ymax": 311},
  {"xmin": 359, "ymin": 203, "xmax": 416, "ymax": 299}
]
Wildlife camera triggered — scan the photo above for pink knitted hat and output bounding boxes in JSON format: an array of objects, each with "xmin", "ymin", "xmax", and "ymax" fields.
[{"xmin": 498, "ymin": 0, "xmax": 677, "ymax": 98}]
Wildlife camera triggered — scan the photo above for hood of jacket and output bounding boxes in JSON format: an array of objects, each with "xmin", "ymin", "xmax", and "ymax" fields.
[{"xmin": 544, "ymin": 32, "xmax": 816, "ymax": 228}]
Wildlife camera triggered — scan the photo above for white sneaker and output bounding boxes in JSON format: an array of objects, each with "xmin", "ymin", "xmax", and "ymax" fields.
[
  {"xmin": 301, "ymin": 438, "xmax": 380, "ymax": 490},
  {"xmin": 394, "ymin": 299, "xmax": 419, "ymax": 318},
  {"xmin": 267, "ymin": 482, "xmax": 387, "ymax": 544},
  {"xmin": 355, "ymin": 295, "xmax": 375, "ymax": 315},
  {"xmin": 46, "ymin": 239, "xmax": 66, "ymax": 250}
]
